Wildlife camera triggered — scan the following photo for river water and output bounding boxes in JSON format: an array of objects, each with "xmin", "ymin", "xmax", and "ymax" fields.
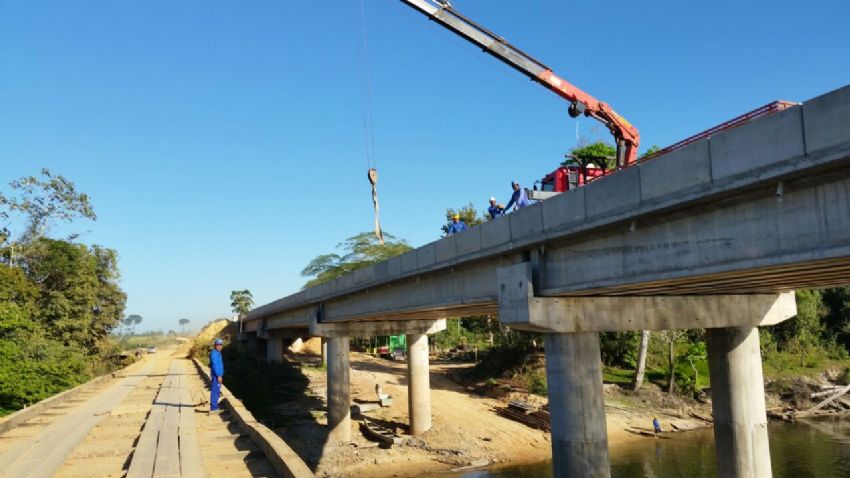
[{"xmin": 439, "ymin": 419, "xmax": 850, "ymax": 478}]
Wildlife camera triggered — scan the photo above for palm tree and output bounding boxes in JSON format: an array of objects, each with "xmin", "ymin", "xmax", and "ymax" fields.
[
  {"xmin": 230, "ymin": 290, "xmax": 254, "ymax": 333},
  {"xmin": 178, "ymin": 318, "xmax": 190, "ymax": 334}
]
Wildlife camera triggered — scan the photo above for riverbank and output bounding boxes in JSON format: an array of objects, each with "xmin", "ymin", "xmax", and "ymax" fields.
[{"xmin": 273, "ymin": 351, "xmax": 713, "ymax": 478}]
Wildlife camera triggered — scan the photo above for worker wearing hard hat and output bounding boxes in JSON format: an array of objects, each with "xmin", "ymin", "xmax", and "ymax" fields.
[
  {"xmin": 447, "ymin": 213, "xmax": 468, "ymax": 235},
  {"xmin": 209, "ymin": 338, "xmax": 225, "ymax": 414},
  {"xmin": 504, "ymin": 181, "xmax": 531, "ymax": 212},
  {"xmin": 487, "ymin": 197, "xmax": 505, "ymax": 220}
]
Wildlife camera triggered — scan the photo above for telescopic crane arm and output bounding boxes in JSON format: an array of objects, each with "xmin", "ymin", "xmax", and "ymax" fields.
[{"xmin": 400, "ymin": 0, "xmax": 641, "ymax": 167}]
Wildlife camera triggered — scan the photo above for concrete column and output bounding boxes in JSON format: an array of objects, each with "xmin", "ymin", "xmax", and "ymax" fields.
[
  {"xmin": 321, "ymin": 338, "xmax": 328, "ymax": 368},
  {"xmin": 326, "ymin": 336, "xmax": 351, "ymax": 443},
  {"xmin": 407, "ymin": 333, "xmax": 431, "ymax": 435},
  {"xmin": 266, "ymin": 338, "xmax": 283, "ymax": 363},
  {"xmin": 706, "ymin": 326, "xmax": 772, "ymax": 478},
  {"xmin": 544, "ymin": 332, "xmax": 610, "ymax": 478}
]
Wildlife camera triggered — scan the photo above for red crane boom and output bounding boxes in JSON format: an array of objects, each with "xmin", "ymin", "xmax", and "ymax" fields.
[{"xmin": 399, "ymin": 0, "xmax": 640, "ymax": 167}]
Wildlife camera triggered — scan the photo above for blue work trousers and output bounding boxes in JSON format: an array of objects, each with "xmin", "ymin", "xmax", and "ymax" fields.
[{"xmin": 210, "ymin": 377, "xmax": 221, "ymax": 411}]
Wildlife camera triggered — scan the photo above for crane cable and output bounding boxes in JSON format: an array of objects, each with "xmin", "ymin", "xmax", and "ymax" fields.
[{"xmin": 357, "ymin": 0, "xmax": 384, "ymax": 245}]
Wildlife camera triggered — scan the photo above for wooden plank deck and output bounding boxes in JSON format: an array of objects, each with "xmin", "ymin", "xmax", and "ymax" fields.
[{"xmin": 127, "ymin": 360, "xmax": 208, "ymax": 478}]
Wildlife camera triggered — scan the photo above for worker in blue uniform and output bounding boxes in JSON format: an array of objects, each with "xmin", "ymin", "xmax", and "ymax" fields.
[
  {"xmin": 447, "ymin": 214, "xmax": 468, "ymax": 235},
  {"xmin": 504, "ymin": 181, "xmax": 531, "ymax": 212},
  {"xmin": 210, "ymin": 338, "xmax": 224, "ymax": 413},
  {"xmin": 487, "ymin": 197, "xmax": 504, "ymax": 219}
]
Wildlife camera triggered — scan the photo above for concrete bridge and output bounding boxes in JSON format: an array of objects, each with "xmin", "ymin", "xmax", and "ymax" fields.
[{"xmin": 244, "ymin": 84, "xmax": 850, "ymax": 477}]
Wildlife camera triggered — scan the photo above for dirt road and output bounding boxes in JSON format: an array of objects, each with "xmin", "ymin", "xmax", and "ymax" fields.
[{"xmin": 0, "ymin": 348, "xmax": 279, "ymax": 478}]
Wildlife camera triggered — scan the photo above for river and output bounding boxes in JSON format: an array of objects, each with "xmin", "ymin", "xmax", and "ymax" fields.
[{"xmin": 438, "ymin": 419, "xmax": 850, "ymax": 478}]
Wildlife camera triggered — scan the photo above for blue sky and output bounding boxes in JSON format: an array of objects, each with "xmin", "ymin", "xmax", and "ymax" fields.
[{"xmin": 2, "ymin": 0, "xmax": 848, "ymax": 333}]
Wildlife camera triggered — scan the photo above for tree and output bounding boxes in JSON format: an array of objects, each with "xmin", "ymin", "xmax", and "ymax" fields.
[
  {"xmin": 179, "ymin": 318, "xmax": 190, "ymax": 334},
  {"xmin": 125, "ymin": 314, "xmax": 143, "ymax": 335},
  {"xmin": 2, "ymin": 168, "xmax": 96, "ymax": 242},
  {"xmin": 633, "ymin": 330, "xmax": 650, "ymax": 390},
  {"xmin": 441, "ymin": 204, "xmax": 485, "ymax": 237},
  {"xmin": 301, "ymin": 232, "xmax": 412, "ymax": 288},
  {"xmin": 230, "ymin": 290, "xmax": 254, "ymax": 332},
  {"xmin": 657, "ymin": 329, "xmax": 688, "ymax": 394},
  {"xmin": 565, "ymin": 141, "xmax": 617, "ymax": 169}
]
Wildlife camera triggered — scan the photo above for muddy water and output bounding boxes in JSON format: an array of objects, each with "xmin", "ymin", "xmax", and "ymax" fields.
[{"xmin": 438, "ymin": 419, "xmax": 850, "ymax": 478}]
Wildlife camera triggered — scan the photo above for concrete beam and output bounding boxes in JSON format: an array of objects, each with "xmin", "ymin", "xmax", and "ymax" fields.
[
  {"xmin": 310, "ymin": 318, "xmax": 447, "ymax": 338},
  {"xmin": 257, "ymin": 327, "xmax": 309, "ymax": 340},
  {"xmin": 498, "ymin": 263, "xmax": 796, "ymax": 333}
]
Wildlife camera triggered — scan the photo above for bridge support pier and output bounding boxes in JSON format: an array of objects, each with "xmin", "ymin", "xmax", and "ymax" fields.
[
  {"xmin": 544, "ymin": 331, "xmax": 610, "ymax": 478},
  {"xmin": 407, "ymin": 333, "xmax": 431, "ymax": 435},
  {"xmin": 266, "ymin": 338, "xmax": 284, "ymax": 363},
  {"xmin": 326, "ymin": 336, "xmax": 351, "ymax": 443},
  {"xmin": 320, "ymin": 338, "xmax": 328, "ymax": 367},
  {"xmin": 706, "ymin": 326, "xmax": 772, "ymax": 478}
]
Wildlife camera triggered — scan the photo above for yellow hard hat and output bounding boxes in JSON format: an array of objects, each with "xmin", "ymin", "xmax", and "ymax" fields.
[{"xmin": 452, "ymin": 214, "xmax": 460, "ymax": 219}]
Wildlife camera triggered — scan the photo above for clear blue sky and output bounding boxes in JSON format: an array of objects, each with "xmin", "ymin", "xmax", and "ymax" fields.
[{"xmin": 2, "ymin": 0, "xmax": 848, "ymax": 333}]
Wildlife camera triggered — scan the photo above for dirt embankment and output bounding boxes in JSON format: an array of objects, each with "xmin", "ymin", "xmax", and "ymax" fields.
[{"xmin": 270, "ymin": 351, "xmax": 713, "ymax": 478}]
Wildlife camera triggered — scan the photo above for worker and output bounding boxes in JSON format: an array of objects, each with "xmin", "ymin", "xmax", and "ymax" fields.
[
  {"xmin": 209, "ymin": 338, "xmax": 225, "ymax": 414},
  {"xmin": 504, "ymin": 181, "xmax": 531, "ymax": 212},
  {"xmin": 653, "ymin": 416, "xmax": 662, "ymax": 434},
  {"xmin": 447, "ymin": 213, "xmax": 468, "ymax": 235},
  {"xmin": 487, "ymin": 197, "xmax": 504, "ymax": 220}
]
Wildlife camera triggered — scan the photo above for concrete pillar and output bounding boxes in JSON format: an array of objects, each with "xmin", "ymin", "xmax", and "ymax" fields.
[
  {"xmin": 326, "ymin": 336, "xmax": 351, "ymax": 443},
  {"xmin": 706, "ymin": 326, "xmax": 772, "ymax": 478},
  {"xmin": 544, "ymin": 332, "xmax": 610, "ymax": 478},
  {"xmin": 321, "ymin": 338, "xmax": 328, "ymax": 368},
  {"xmin": 266, "ymin": 338, "xmax": 283, "ymax": 363},
  {"xmin": 406, "ymin": 333, "xmax": 431, "ymax": 435}
]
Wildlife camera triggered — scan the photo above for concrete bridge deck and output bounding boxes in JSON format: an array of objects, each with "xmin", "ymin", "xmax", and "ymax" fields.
[{"xmin": 246, "ymin": 84, "xmax": 850, "ymax": 331}]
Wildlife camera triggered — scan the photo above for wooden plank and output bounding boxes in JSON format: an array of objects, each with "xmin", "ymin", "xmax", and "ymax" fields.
[
  {"xmin": 153, "ymin": 363, "xmax": 182, "ymax": 477},
  {"xmin": 178, "ymin": 362, "xmax": 207, "ymax": 478}
]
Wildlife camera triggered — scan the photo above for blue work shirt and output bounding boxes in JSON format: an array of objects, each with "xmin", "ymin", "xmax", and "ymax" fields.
[
  {"xmin": 488, "ymin": 205, "xmax": 504, "ymax": 219},
  {"xmin": 504, "ymin": 187, "xmax": 531, "ymax": 211},
  {"xmin": 210, "ymin": 349, "xmax": 224, "ymax": 377},
  {"xmin": 448, "ymin": 221, "xmax": 468, "ymax": 235}
]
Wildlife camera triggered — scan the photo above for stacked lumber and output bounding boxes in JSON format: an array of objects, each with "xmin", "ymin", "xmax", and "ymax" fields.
[{"xmin": 495, "ymin": 401, "xmax": 550, "ymax": 432}]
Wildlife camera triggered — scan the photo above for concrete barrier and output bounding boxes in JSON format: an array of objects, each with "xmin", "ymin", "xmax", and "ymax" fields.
[{"xmin": 190, "ymin": 358, "xmax": 315, "ymax": 478}]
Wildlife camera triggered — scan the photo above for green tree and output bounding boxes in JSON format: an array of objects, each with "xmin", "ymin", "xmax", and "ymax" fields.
[
  {"xmin": 179, "ymin": 318, "xmax": 190, "ymax": 334},
  {"xmin": 301, "ymin": 232, "xmax": 412, "ymax": 288},
  {"xmin": 230, "ymin": 290, "xmax": 254, "ymax": 333},
  {"xmin": 565, "ymin": 141, "xmax": 617, "ymax": 169},
  {"xmin": 125, "ymin": 314, "xmax": 143, "ymax": 336},
  {"xmin": 640, "ymin": 144, "xmax": 662, "ymax": 159},
  {"xmin": 441, "ymin": 203, "xmax": 485, "ymax": 237},
  {"xmin": 2, "ymin": 168, "xmax": 96, "ymax": 242},
  {"xmin": 821, "ymin": 287, "xmax": 850, "ymax": 351}
]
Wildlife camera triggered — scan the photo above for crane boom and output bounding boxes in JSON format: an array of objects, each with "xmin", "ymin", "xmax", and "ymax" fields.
[{"xmin": 399, "ymin": 0, "xmax": 640, "ymax": 167}]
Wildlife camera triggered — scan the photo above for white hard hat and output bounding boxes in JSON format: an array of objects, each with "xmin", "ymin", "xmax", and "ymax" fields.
[{"xmin": 489, "ymin": 196, "xmax": 496, "ymax": 202}]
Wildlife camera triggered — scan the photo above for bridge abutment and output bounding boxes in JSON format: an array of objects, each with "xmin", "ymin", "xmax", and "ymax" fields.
[
  {"xmin": 407, "ymin": 333, "xmax": 431, "ymax": 435},
  {"xmin": 326, "ymin": 336, "xmax": 351, "ymax": 443},
  {"xmin": 706, "ymin": 326, "xmax": 772, "ymax": 478},
  {"xmin": 545, "ymin": 331, "xmax": 610, "ymax": 478}
]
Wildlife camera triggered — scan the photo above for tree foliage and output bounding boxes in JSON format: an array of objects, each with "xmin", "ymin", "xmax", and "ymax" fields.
[
  {"xmin": 0, "ymin": 169, "xmax": 126, "ymax": 415},
  {"xmin": 230, "ymin": 290, "xmax": 254, "ymax": 318},
  {"xmin": 564, "ymin": 141, "xmax": 617, "ymax": 169},
  {"xmin": 441, "ymin": 203, "xmax": 486, "ymax": 236},
  {"xmin": 301, "ymin": 232, "xmax": 412, "ymax": 288},
  {"xmin": 3, "ymin": 168, "xmax": 96, "ymax": 241}
]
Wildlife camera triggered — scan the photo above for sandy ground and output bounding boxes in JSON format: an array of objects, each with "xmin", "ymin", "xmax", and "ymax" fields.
[
  {"xmin": 3, "ymin": 344, "xmax": 279, "ymax": 478},
  {"xmin": 272, "ymin": 352, "xmax": 712, "ymax": 478}
]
